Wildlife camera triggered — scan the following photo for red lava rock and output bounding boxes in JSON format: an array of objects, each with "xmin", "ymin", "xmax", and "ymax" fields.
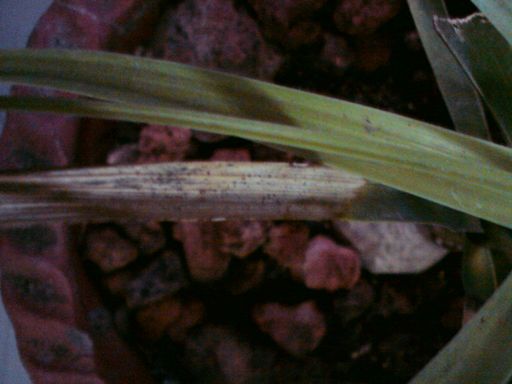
[
  {"xmin": 85, "ymin": 227, "xmax": 139, "ymax": 273},
  {"xmin": 355, "ymin": 33, "xmax": 391, "ymax": 72},
  {"xmin": 125, "ymin": 251, "xmax": 187, "ymax": 307},
  {"xmin": 253, "ymin": 301, "xmax": 326, "ymax": 356},
  {"xmin": 121, "ymin": 221, "xmax": 167, "ymax": 255},
  {"xmin": 137, "ymin": 124, "xmax": 192, "ymax": 163},
  {"xmin": 264, "ymin": 222, "xmax": 310, "ymax": 279},
  {"xmin": 248, "ymin": 0, "xmax": 327, "ymax": 48},
  {"xmin": 210, "ymin": 148, "xmax": 251, "ymax": 162},
  {"xmin": 102, "ymin": 269, "xmax": 134, "ymax": 298},
  {"xmin": 333, "ymin": 0, "xmax": 402, "ymax": 35},
  {"xmin": 50, "ymin": 0, "xmax": 162, "ymax": 51},
  {"xmin": 174, "ymin": 198, "xmax": 267, "ymax": 280},
  {"xmin": 319, "ymin": 33, "xmax": 354, "ymax": 76},
  {"xmin": 106, "ymin": 143, "xmax": 140, "ymax": 165},
  {"xmin": 167, "ymin": 299, "xmax": 205, "ymax": 342},
  {"xmin": 27, "ymin": 2, "xmax": 106, "ymax": 49},
  {"xmin": 136, "ymin": 297, "xmax": 182, "ymax": 341},
  {"xmin": 173, "ymin": 222, "xmax": 232, "ymax": 282},
  {"xmin": 152, "ymin": 0, "xmax": 282, "ymax": 80},
  {"xmin": 303, "ymin": 235, "xmax": 361, "ymax": 291},
  {"xmin": 184, "ymin": 325, "xmax": 255, "ymax": 384},
  {"xmin": 218, "ymin": 220, "xmax": 268, "ymax": 259}
]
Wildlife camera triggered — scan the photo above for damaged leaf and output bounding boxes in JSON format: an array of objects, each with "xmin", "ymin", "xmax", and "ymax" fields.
[
  {"xmin": 0, "ymin": 50, "xmax": 511, "ymax": 228},
  {"xmin": 434, "ymin": 13, "xmax": 512, "ymax": 144},
  {"xmin": 407, "ymin": 0, "xmax": 490, "ymax": 139}
]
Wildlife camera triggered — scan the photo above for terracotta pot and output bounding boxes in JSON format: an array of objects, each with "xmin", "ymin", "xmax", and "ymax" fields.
[{"xmin": 0, "ymin": 1, "xmax": 164, "ymax": 382}]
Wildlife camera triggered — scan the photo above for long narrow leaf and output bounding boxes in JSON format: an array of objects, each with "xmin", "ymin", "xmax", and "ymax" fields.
[
  {"xmin": 407, "ymin": 0, "xmax": 490, "ymax": 139},
  {"xmin": 469, "ymin": 0, "xmax": 512, "ymax": 46},
  {"xmin": 435, "ymin": 13, "xmax": 512, "ymax": 145},
  {"xmin": 0, "ymin": 97, "xmax": 480, "ymax": 230},
  {"xmin": 0, "ymin": 89, "xmax": 510, "ymax": 228},
  {"xmin": 0, "ymin": 161, "xmax": 462, "ymax": 227},
  {"xmin": 411, "ymin": 267, "xmax": 512, "ymax": 383},
  {"xmin": 0, "ymin": 50, "xmax": 511, "ymax": 228},
  {"xmin": 0, "ymin": 162, "xmax": 368, "ymax": 225}
]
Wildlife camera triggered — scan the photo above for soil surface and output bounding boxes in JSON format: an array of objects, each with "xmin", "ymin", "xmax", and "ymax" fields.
[{"xmin": 79, "ymin": 0, "xmax": 471, "ymax": 383}]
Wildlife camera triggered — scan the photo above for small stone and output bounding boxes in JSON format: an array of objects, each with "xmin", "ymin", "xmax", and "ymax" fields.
[
  {"xmin": 218, "ymin": 220, "xmax": 268, "ymax": 259},
  {"xmin": 85, "ymin": 227, "xmax": 138, "ymax": 273},
  {"xmin": 303, "ymin": 235, "xmax": 361, "ymax": 291},
  {"xmin": 121, "ymin": 221, "xmax": 167, "ymax": 254},
  {"xmin": 333, "ymin": 0, "xmax": 401, "ymax": 35},
  {"xmin": 253, "ymin": 301, "xmax": 326, "ymax": 356},
  {"xmin": 167, "ymin": 298, "xmax": 205, "ymax": 342},
  {"xmin": 333, "ymin": 221, "xmax": 449, "ymax": 273},
  {"xmin": 106, "ymin": 144, "xmax": 139, "ymax": 165},
  {"xmin": 136, "ymin": 295, "xmax": 205, "ymax": 342},
  {"xmin": 264, "ymin": 222, "xmax": 310, "ymax": 279},
  {"xmin": 137, "ymin": 124, "xmax": 192, "ymax": 163},
  {"xmin": 136, "ymin": 297, "xmax": 182, "ymax": 341},
  {"xmin": 173, "ymin": 222, "xmax": 232, "ymax": 282},
  {"xmin": 152, "ymin": 0, "xmax": 282, "ymax": 80},
  {"xmin": 175, "ymin": 218, "xmax": 266, "ymax": 281},
  {"xmin": 28, "ymin": 2, "xmax": 105, "ymax": 49},
  {"xmin": 102, "ymin": 269, "xmax": 134, "ymax": 298},
  {"xmin": 125, "ymin": 251, "xmax": 187, "ymax": 307}
]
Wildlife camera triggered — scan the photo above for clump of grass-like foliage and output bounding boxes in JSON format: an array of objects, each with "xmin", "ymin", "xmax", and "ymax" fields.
[{"xmin": 0, "ymin": 0, "xmax": 511, "ymax": 381}]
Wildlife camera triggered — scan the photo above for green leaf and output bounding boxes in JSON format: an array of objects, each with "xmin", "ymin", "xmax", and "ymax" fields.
[
  {"xmin": 469, "ymin": 0, "xmax": 512, "ymax": 46},
  {"xmin": 435, "ymin": 13, "xmax": 512, "ymax": 145},
  {"xmin": 407, "ymin": 0, "xmax": 490, "ymax": 139},
  {"xmin": 411, "ymin": 268, "xmax": 512, "ymax": 384},
  {"xmin": 484, "ymin": 223, "xmax": 512, "ymax": 283},
  {"xmin": 462, "ymin": 243, "xmax": 498, "ymax": 304},
  {"xmin": 0, "ymin": 96, "xmax": 482, "ymax": 231},
  {"xmin": 0, "ymin": 50, "xmax": 511, "ymax": 228}
]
